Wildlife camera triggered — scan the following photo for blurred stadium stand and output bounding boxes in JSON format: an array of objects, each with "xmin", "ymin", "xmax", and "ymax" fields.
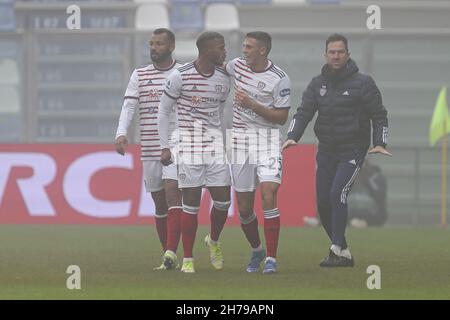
[{"xmin": 2, "ymin": 0, "xmax": 450, "ymax": 225}]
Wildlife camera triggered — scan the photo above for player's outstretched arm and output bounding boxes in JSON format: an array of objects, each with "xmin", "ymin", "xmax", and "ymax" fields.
[
  {"xmin": 368, "ymin": 145, "xmax": 392, "ymax": 157},
  {"xmin": 282, "ymin": 139, "xmax": 297, "ymax": 151}
]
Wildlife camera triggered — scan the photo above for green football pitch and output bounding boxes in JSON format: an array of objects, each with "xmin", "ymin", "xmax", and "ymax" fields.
[{"xmin": 0, "ymin": 225, "xmax": 449, "ymax": 300}]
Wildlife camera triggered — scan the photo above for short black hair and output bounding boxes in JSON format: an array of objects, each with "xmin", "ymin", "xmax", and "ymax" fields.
[
  {"xmin": 196, "ymin": 31, "xmax": 224, "ymax": 53},
  {"xmin": 246, "ymin": 31, "xmax": 272, "ymax": 56},
  {"xmin": 325, "ymin": 33, "xmax": 348, "ymax": 52},
  {"xmin": 153, "ymin": 28, "xmax": 175, "ymax": 44}
]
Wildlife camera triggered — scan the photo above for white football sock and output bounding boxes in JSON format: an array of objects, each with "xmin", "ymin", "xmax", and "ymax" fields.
[
  {"xmin": 330, "ymin": 244, "xmax": 341, "ymax": 256},
  {"xmin": 340, "ymin": 248, "xmax": 352, "ymax": 259}
]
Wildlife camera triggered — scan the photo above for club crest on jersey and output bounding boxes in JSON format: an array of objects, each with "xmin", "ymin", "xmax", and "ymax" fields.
[
  {"xmin": 320, "ymin": 85, "xmax": 327, "ymax": 96},
  {"xmin": 257, "ymin": 81, "xmax": 266, "ymax": 90},
  {"xmin": 215, "ymin": 85, "xmax": 223, "ymax": 93},
  {"xmin": 148, "ymin": 89, "xmax": 159, "ymax": 101},
  {"xmin": 179, "ymin": 173, "xmax": 186, "ymax": 182},
  {"xmin": 191, "ymin": 95, "xmax": 201, "ymax": 107}
]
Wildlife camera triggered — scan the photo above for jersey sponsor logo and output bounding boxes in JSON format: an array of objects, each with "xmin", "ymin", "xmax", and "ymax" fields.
[
  {"xmin": 147, "ymin": 79, "xmax": 153, "ymax": 85},
  {"xmin": 191, "ymin": 95, "xmax": 202, "ymax": 107},
  {"xmin": 203, "ymin": 96, "xmax": 221, "ymax": 104},
  {"xmin": 148, "ymin": 89, "xmax": 160, "ymax": 101},
  {"xmin": 257, "ymin": 81, "xmax": 266, "ymax": 90},
  {"xmin": 280, "ymin": 88, "xmax": 291, "ymax": 97},
  {"xmin": 342, "ymin": 90, "xmax": 350, "ymax": 96},
  {"xmin": 320, "ymin": 85, "xmax": 327, "ymax": 96}
]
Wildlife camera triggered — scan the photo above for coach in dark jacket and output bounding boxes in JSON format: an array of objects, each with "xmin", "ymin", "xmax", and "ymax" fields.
[{"xmin": 283, "ymin": 34, "xmax": 391, "ymax": 267}]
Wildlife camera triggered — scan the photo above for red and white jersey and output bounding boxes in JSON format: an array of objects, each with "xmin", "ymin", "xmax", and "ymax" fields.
[
  {"xmin": 115, "ymin": 61, "xmax": 181, "ymax": 161},
  {"xmin": 164, "ymin": 62, "xmax": 230, "ymax": 155},
  {"xmin": 226, "ymin": 57, "xmax": 291, "ymax": 152}
]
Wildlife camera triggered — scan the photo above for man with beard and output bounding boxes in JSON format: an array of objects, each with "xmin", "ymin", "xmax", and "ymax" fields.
[
  {"xmin": 158, "ymin": 31, "xmax": 231, "ymax": 273},
  {"xmin": 115, "ymin": 28, "xmax": 183, "ymax": 270},
  {"xmin": 284, "ymin": 34, "xmax": 391, "ymax": 267}
]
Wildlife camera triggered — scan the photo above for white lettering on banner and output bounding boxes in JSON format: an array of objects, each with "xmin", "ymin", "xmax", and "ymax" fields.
[
  {"xmin": 0, "ymin": 153, "xmax": 56, "ymax": 216},
  {"xmin": 63, "ymin": 152, "xmax": 133, "ymax": 218},
  {"xmin": 138, "ymin": 176, "xmax": 156, "ymax": 217}
]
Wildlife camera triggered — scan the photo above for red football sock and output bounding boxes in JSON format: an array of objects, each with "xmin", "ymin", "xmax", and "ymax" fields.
[
  {"xmin": 181, "ymin": 211, "xmax": 198, "ymax": 258},
  {"xmin": 155, "ymin": 215, "xmax": 167, "ymax": 252},
  {"xmin": 166, "ymin": 207, "xmax": 182, "ymax": 253},
  {"xmin": 210, "ymin": 207, "xmax": 228, "ymax": 242},
  {"xmin": 264, "ymin": 215, "xmax": 280, "ymax": 258}
]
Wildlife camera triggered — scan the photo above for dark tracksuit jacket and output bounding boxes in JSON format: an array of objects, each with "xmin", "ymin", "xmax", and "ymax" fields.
[{"xmin": 287, "ymin": 59, "xmax": 388, "ymax": 247}]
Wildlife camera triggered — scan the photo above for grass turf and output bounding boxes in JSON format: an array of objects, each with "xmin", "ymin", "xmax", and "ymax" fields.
[{"xmin": 0, "ymin": 225, "xmax": 449, "ymax": 300}]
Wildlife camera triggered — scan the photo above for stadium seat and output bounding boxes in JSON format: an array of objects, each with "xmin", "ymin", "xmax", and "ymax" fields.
[
  {"xmin": 135, "ymin": 4, "xmax": 170, "ymax": 30},
  {"xmin": 174, "ymin": 37, "xmax": 198, "ymax": 61},
  {"xmin": 0, "ymin": 85, "xmax": 20, "ymax": 113},
  {"xmin": 169, "ymin": 0, "xmax": 204, "ymax": 32},
  {"xmin": 0, "ymin": 58, "xmax": 19, "ymax": 85},
  {"xmin": 205, "ymin": 3, "xmax": 239, "ymax": 31},
  {"xmin": 0, "ymin": 0, "xmax": 15, "ymax": 31}
]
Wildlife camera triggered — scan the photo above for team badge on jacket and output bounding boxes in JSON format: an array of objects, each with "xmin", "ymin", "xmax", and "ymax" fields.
[{"xmin": 320, "ymin": 85, "xmax": 327, "ymax": 96}]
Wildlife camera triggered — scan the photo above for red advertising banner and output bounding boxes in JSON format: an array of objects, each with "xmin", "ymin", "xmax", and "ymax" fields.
[{"xmin": 0, "ymin": 144, "xmax": 316, "ymax": 226}]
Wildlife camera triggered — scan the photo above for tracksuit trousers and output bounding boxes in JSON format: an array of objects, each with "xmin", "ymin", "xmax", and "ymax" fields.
[{"xmin": 316, "ymin": 149, "xmax": 366, "ymax": 248}]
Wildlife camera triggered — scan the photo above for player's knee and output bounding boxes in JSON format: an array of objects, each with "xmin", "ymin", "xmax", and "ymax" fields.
[
  {"xmin": 182, "ymin": 204, "xmax": 199, "ymax": 215},
  {"xmin": 154, "ymin": 211, "xmax": 168, "ymax": 219},
  {"xmin": 261, "ymin": 190, "xmax": 276, "ymax": 207},
  {"xmin": 213, "ymin": 200, "xmax": 231, "ymax": 212},
  {"xmin": 240, "ymin": 211, "xmax": 256, "ymax": 225},
  {"xmin": 154, "ymin": 201, "xmax": 168, "ymax": 216},
  {"xmin": 165, "ymin": 189, "xmax": 182, "ymax": 208},
  {"xmin": 238, "ymin": 203, "xmax": 253, "ymax": 217}
]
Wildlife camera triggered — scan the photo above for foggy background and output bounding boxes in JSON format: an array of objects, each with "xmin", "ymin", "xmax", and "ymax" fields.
[{"xmin": 1, "ymin": 0, "xmax": 450, "ymax": 225}]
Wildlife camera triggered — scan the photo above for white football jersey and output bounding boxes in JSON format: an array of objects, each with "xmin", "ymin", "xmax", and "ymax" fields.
[
  {"xmin": 164, "ymin": 62, "xmax": 231, "ymax": 156},
  {"xmin": 226, "ymin": 57, "xmax": 291, "ymax": 153},
  {"xmin": 116, "ymin": 61, "xmax": 181, "ymax": 161}
]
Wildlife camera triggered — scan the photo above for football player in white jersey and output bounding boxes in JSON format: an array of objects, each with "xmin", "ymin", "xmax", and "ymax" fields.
[
  {"xmin": 115, "ymin": 28, "xmax": 182, "ymax": 271},
  {"xmin": 226, "ymin": 31, "xmax": 291, "ymax": 274},
  {"xmin": 158, "ymin": 31, "xmax": 231, "ymax": 273}
]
